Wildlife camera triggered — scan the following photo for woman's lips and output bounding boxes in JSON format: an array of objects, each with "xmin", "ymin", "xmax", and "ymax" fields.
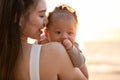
[{"xmin": 40, "ymin": 30, "xmax": 43, "ymax": 34}]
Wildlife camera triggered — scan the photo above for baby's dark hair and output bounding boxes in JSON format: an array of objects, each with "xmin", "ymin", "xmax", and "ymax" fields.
[{"xmin": 47, "ymin": 4, "xmax": 78, "ymax": 28}]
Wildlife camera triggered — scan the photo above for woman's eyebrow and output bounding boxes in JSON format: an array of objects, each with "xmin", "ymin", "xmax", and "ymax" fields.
[{"xmin": 39, "ymin": 9, "xmax": 46, "ymax": 13}]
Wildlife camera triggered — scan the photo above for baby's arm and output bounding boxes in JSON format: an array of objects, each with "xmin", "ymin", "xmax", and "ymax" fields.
[
  {"xmin": 63, "ymin": 39, "xmax": 85, "ymax": 67},
  {"xmin": 63, "ymin": 39, "xmax": 88, "ymax": 78}
]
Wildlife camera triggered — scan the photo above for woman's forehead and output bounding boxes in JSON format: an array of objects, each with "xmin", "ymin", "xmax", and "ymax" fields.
[{"xmin": 36, "ymin": 0, "xmax": 46, "ymax": 11}]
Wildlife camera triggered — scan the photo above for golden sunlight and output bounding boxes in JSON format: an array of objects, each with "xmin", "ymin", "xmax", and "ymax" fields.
[
  {"xmin": 46, "ymin": 0, "xmax": 120, "ymax": 42},
  {"xmin": 46, "ymin": 0, "xmax": 120, "ymax": 80}
]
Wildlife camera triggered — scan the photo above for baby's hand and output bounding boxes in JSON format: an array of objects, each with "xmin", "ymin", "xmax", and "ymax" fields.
[
  {"xmin": 36, "ymin": 35, "xmax": 49, "ymax": 44},
  {"xmin": 63, "ymin": 39, "xmax": 73, "ymax": 50}
]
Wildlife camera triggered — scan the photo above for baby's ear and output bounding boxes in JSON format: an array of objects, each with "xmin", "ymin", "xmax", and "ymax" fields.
[{"xmin": 44, "ymin": 28, "xmax": 48, "ymax": 38}]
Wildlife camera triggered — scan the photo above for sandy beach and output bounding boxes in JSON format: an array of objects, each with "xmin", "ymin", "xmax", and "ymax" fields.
[{"xmin": 83, "ymin": 41, "xmax": 120, "ymax": 80}]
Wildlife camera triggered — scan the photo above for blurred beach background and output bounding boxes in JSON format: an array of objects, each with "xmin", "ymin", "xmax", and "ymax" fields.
[
  {"xmin": 46, "ymin": 0, "xmax": 120, "ymax": 80},
  {"xmin": 83, "ymin": 41, "xmax": 120, "ymax": 80},
  {"xmin": 29, "ymin": 0, "xmax": 120, "ymax": 80}
]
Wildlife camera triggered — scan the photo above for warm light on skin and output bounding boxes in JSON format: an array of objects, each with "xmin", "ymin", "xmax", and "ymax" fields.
[
  {"xmin": 46, "ymin": 0, "xmax": 120, "ymax": 42},
  {"xmin": 44, "ymin": 1, "xmax": 120, "ymax": 80}
]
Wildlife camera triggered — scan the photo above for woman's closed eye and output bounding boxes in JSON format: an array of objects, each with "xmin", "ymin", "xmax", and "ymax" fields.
[
  {"xmin": 39, "ymin": 13, "xmax": 46, "ymax": 18},
  {"xmin": 39, "ymin": 15, "xmax": 45, "ymax": 18}
]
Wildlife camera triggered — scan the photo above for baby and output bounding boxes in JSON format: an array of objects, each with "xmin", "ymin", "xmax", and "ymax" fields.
[{"xmin": 38, "ymin": 4, "xmax": 85, "ymax": 67}]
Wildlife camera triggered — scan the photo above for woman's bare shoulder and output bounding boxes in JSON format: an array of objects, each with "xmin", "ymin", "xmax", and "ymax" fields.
[
  {"xmin": 41, "ymin": 42, "xmax": 67, "ymax": 54},
  {"xmin": 40, "ymin": 42, "xmax": 70, "ymax": 80},
  {"xmin": 41, "ymin": 42, "xmax": 74, "ymax": 67},
  {"xmin": 42, "ymin": 42, "xmax": 63, "ymax": 48},
  {"xmin": 40, "ymin": 42, "xmax": 70, "ymax": 67}
]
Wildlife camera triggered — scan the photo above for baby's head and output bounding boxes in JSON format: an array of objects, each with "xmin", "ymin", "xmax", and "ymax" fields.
[{"xmin": 45, "ymin": 4, "xmax": 78, "ymax": 43}]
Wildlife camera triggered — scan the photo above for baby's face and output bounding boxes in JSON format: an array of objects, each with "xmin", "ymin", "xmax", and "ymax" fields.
[{"xmin": 45, "ymin": 18, "xmax": 77, "ymax": 43}]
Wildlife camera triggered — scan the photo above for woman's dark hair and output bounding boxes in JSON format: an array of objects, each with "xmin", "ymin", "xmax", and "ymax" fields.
[
  {"xmin": 47, "ymin": 4, "xmax": 78, "ymax": 28},
  {"xmin": 0, "ymin": 0, "xmax": 38, "ymax": 79}
]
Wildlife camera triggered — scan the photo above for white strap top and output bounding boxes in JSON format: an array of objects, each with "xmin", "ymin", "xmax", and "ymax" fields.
[{"xmin": 30, "ymin": 44, "xmax": 41, "ymax": 80}]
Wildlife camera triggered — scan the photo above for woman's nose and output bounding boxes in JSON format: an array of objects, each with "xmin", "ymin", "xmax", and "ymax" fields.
[{"xmin": 43, "ymin": 17, "xmax": 48, "ymax": 26}]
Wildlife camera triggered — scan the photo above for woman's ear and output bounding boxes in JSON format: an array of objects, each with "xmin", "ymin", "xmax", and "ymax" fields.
[
  {"xmin": 44, "ymin": 28, "xmax": 48, "ymax": 38},
  {"xmin": 19, "ymin": 15, "xmax": 24, "ymax": 27}
]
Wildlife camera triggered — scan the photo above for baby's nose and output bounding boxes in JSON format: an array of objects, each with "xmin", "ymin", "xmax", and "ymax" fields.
[{"xmin": 61, "ymin": 33, "xmax": 68, "ymax": 39}]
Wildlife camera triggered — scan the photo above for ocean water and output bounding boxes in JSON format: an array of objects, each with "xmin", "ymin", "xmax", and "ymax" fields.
[{"xmin": 83, "ymin": 41, "xmax": 120, "ymax": 80}]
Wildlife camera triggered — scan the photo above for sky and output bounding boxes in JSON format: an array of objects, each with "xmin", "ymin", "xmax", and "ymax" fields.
[{"xmin": 46, "ymin": 0, "xmax": 120, "ymax": 42}]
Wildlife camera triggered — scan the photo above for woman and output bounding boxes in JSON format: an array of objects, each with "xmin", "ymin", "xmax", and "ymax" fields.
[{"xmin": 0, "ymin": 0, "xmax": 88, "ymax": 80}]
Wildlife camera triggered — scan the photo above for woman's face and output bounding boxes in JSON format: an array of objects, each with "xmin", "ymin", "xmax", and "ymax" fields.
[{"xmin": 20, "ymin": 0, "xmax": 48, "ymax": 41}]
